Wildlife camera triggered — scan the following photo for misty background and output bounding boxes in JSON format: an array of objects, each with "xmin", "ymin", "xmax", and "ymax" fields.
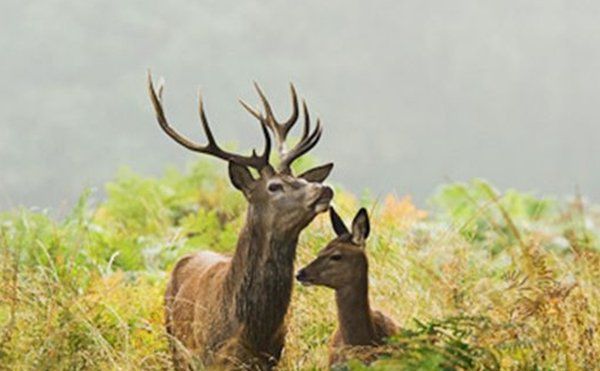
[{"xmin": 1, "ymin": 0, "xmax": 599, "ymax": 213}]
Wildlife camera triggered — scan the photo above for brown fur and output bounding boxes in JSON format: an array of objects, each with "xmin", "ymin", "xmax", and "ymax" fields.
[
  {"xmin": 329, "ymin": 309, "xmax": 398, "ymax": 366},
  {"xmin": 296, "ymin": 208, "xmax": 398, "ymax": 367}
]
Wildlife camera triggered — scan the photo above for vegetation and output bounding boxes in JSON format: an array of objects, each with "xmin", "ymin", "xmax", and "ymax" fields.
[{"xmin": 1, "ymin": 160, "xmax": 598, "ymax": 370}]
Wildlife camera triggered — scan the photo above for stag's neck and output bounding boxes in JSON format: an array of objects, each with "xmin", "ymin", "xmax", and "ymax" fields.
[
  {"xmin": 335, "ymin": 273, "xmax": 376, "ymax": 346},
  {"xmin": 225, "ymin": 206, "xmax": 299, "ymax": 345}
]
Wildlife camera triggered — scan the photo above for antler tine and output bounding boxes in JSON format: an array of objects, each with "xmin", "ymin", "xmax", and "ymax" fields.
[
  {"xmin": 283, "ymin": 83, "xmax": 300, "ymax": 133},
  {"xmin": 197, "ymin": 93, "xmax": 217, "ymax": 146},
  {"xmin": 237, "ymin": 99, "xmax": 274, "ymax": 164},
  {"xmin": 148, "ymin": 72, "xmax": 272, "ymax": 171},
  {"xmin": 279, "ymin": 108, "xmax": 323, "ymax": 173},
  {"xmin": 197, "ymin": 91, "xmax": 272, "ymax": 170},
  {"xmin": 238, "ymin": 99, "xmax": 263, "ymax": 121},
  {"xmin": 252, "ymin": 82, "xmax": 299, "ymax": 155},
  {"xmin": 148, "ymin": 72, "xmax": 206, "ymax": 152},
  {"xmin": 299, "ymin": 99, "xmax": 310, "ymax": 142},
  {"xmin": 257, "ymin": 117, "xmax": 272, "ymax": 166},
  {"xmin": 238, "ymin": 82, "xmax": 322, "ymax": 173}
]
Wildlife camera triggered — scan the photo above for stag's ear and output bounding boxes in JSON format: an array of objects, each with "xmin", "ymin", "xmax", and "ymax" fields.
[
  {"xmin": 229, "ymin": 162, "xmax": 255, "ymax": 197},
  {"xmin": 330, "ymin": 207, "xmax": 349, "ymax": 236},
  {"xmin": 298, "ymin": 163, "xmax": 333, "ymax": 183},
  {"xmin": 351, "ymin": 208, "xmax": 370, "ymax": 246}
]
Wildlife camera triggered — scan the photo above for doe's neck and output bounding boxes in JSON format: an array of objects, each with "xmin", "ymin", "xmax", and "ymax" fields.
[{"xmin": 334, "ymin": 267, "xmax": 376, "ymax": 346}]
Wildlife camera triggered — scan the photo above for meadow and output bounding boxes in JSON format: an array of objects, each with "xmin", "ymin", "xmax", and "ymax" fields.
[{"xmin": 1, "ymin": 159, "xmax": 598, "ymax": 370}]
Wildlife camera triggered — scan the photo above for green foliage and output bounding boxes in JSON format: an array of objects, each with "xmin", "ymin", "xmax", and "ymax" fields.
[
  {"xmin": 429, "ymin": 179, "xmax": 559, "ymax": 253},
  {"xmin": 379, "ymin": 317, "xmax": 499, "ymax": 370},
  {"xmin": 1, "ymin": 160, "xmax": 599, "ymax": 370}
]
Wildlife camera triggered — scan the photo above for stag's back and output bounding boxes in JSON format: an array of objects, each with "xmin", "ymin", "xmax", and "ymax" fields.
[{"xmin": 165, "ymin": 251, "xmax": 232, "ymax": 364}]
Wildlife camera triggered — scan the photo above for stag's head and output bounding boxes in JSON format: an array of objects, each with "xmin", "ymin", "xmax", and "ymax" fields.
[
  {"xmin": 148, "ymin": 74, "xmax": 333, "ymax": 234},
  {"xmin": 296, "ymin": 207, "xmax": 370, "ymax": 289}
]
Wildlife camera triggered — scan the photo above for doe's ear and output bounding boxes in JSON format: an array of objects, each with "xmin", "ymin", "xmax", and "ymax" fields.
[
  {"xmin": 329, "ymin": 207, "xmax": 349, "ymax": 236},
  {"xmin": 228, "ymin": 162, "xmax": 255, "ymax": 196},
  {"xmin": 298, "ymin": 163, "xmax": 333, "ymax": 183},
  {"xmin": 351, "ymin": 208, "xmax": 370, "ymax": 246}
]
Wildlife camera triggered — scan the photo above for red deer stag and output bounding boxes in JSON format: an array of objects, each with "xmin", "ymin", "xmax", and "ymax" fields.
[
  {"xmin": 296, "ymin": 207, "xmax": 397, "ymax": 366},
  {"xmin": 147, "ymin": 73, "xmax": 334, "ymax": 370}
]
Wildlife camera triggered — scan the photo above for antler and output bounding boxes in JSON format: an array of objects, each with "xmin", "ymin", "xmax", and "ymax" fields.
[
  {"xmin": 148, "ymin": 72, "xmax": 272, "ymax": 172},
  {"xmin": 239, "ymin": 83, "xmax": 322, "ymax": 174}
]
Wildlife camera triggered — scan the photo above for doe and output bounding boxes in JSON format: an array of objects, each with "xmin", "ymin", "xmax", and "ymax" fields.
[{"xmin": 296, "ymin": 207, "xmax": 398, "ymax": 366}]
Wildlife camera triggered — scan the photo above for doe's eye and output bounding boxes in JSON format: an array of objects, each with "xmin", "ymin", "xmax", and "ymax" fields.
[
  {"xmin": 268, "ymin": 183, "xmax": 284, "ymax": 192},
  {"xmin": 330, "ymin": 254, "xmax": 342, "ymax": 261}
]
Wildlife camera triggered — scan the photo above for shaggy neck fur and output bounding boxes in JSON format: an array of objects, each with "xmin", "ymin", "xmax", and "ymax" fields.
[
  {"xmin": 225, "ymin": 204, "xmax": 299, "ymax": 349},
  {"xmin": 335, "ymin": 264, "xmax": 376, "ymax": 345}
]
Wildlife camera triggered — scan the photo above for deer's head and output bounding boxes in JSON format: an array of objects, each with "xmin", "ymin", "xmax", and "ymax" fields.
[
  {"xmin": 296, "ymin": 207, "xmax": 370, "ymax": 289},
  {"xmin": 148, "ymin": 74, "xmax": 333, "ymax": 234}
]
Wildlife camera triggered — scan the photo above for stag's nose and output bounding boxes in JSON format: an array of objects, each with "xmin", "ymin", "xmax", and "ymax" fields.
[
  {"xmin": 321, "ymin": 186, "xmax": 333, "ymax": 201},
  {"xmin": 313, "ymin": 185, "xmax": 333, "ymax": 205}
]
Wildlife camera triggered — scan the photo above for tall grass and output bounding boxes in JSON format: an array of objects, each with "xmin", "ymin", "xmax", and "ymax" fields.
[{"xmin": 1, "ymin": 161, "xmax": 598, "ymax": 370}]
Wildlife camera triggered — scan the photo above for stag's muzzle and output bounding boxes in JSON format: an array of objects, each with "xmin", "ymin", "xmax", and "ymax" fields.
[{"xmin": 312, "ymin": 186, "xmax": 334, "ymax": 213}]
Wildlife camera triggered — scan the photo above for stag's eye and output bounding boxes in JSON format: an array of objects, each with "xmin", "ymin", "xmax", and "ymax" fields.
[
  {"xmin": 268, "ymin": 183, "xmax": 284, "ymax": 193},
  {"xmin": 330, "ymin": 254, "xmax": 342, "ymax": 261}
]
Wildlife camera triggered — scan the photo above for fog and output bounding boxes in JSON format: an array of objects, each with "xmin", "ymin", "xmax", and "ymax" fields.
[{"xmin": 2, "ymin": 0, "xmax": 599, "ymax": 212}]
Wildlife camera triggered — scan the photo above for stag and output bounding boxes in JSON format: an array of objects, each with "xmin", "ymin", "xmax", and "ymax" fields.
[
  {"xmin": 148, "ymin": 74, "xmax": 334, "ymax": 370},
  {"xmin": 296, "ymin": 207, "xmax": 397, "ymax": 366}
]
